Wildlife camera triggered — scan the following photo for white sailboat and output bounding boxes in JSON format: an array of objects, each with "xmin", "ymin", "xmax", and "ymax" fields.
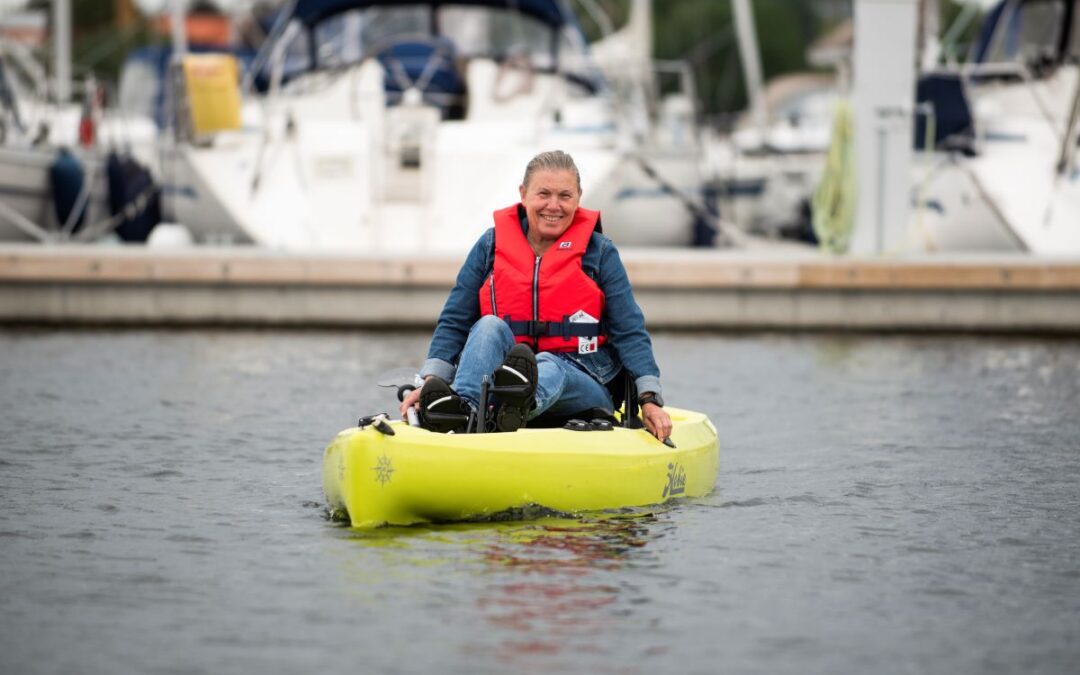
[
  {"xmin": 910, "ymin": 0, "xmax": 1080, "ymax": 254},
  {"xmin": 163, "ymin": 0, "xmax": 712, "ymax": 252}
]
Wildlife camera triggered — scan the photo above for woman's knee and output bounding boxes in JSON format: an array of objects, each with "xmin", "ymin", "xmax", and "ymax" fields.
[{"xmin": 470, "ymin": 315, "xmax": 514, "ymax": 346}]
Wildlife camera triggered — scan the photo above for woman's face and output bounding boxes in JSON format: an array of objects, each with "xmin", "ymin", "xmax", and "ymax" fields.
[{"xmin": 519, "ymin": 169, "xmax": 580, "ymax": 243}]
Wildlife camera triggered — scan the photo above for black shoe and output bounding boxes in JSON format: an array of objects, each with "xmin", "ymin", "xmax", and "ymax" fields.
[
  {"xmin": 417, "ymin": 377, "xmax": 470, "ymax": 433},
  {"xmin": 490, "ymin": 344, "xmax": 538, "ymax": 432}
]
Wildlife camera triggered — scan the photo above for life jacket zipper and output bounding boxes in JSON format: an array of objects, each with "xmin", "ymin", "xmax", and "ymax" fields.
[
  {"xmin": 489, "ymin": 275, "xmax": 497, "ymax": 317},
  {"xmin": 532, "ymin": 255, "xmax": 541, "ymax": 350}
]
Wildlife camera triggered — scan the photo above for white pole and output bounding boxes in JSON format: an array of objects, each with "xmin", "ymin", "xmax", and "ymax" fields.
[
  {"xmin": 731, "ymin": 0, "xmax": 767, "ymax": 137},
  {"xmin": 849, "ymin": 0, "xmax": 918, "ymax": 255},
  {"xmin": 172, "ymin": 0, "xmax": 189, "ymax": 55},
  {"xmin": 52, "ymin": 0, "xmax": 71, "ymax": 103},
  {"xmin": 919, "ymin": 0, "xmax": 942, "ymax": 72}
]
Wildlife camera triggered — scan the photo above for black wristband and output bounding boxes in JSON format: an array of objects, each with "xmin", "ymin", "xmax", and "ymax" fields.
[{"xmin": 638, "ymin": 392, "xmax": 664, "ymax": 408}]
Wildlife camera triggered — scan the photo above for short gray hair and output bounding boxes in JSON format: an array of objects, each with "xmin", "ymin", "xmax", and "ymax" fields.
[{"xmin": 522, "ymin": 150, "xmax": 581, "ymax": 194}]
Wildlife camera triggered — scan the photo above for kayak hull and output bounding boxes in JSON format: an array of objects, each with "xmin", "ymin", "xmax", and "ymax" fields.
[{"xmin": 322, "ymin": 407, "xmax": 719, "ymax": 528}]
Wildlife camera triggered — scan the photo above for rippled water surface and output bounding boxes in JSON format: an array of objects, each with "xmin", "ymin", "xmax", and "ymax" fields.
[{"xmin": 1, "ymin": 330, "xmax": 1078, "ymax": 675}]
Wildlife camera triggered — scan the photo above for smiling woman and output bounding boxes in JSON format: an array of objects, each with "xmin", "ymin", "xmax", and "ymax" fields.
[
  {"xmin": 518, "ymin": 153, "xmax": 582, "ymax": 253},
  {"xmin": 399, "ymin": 149, "xmax": 673, "ymax": 442}
]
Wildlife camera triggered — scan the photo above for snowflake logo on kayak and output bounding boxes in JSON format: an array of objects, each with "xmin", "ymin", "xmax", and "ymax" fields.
[{"xmin": 372, "ymin": 455, "xmax": 394, "ymax": 487}]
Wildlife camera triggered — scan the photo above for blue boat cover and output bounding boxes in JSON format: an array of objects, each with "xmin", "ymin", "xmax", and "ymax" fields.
[
  {"xmin": 291, "ymin": 0, "xmax": 569, "ymax": 28},
  {"xmin": 49, "ymin": 148, "xmax": 86, "ymax": 231},
  {"xmin": 375, "ymin": 37, "xmax": 467, "ymax": 118},
  {"xmin": 107, "ymin": 152, "xmax": 162, "ymax": 242},
  {"xmin": 914, "ymin": 73, "xmax": 975, "ymax": 155}
]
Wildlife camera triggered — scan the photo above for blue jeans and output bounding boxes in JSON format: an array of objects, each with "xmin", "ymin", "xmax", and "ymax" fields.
[{"xmin": 452, "ymin": 316, "xmax": 614, "ymax": 420}]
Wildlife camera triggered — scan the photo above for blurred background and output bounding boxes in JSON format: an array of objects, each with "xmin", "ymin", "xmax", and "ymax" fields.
[{"xmin": 3, "ymin": 0, "xmax": 1049, "ymax": 256}]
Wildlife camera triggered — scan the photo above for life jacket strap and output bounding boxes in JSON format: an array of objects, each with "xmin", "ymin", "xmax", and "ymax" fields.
[{"xmin": 502, "ymin": 316, "xmax": 603, "ymax": 339}]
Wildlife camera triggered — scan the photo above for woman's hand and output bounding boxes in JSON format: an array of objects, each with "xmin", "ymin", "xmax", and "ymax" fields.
[
  {"xmin": 641, "ymin": 402, "xmax": 672, "ymax": 442},
  {"xmin": 399, "ymin": 379, "xmax": 428, "ymax": 419}
]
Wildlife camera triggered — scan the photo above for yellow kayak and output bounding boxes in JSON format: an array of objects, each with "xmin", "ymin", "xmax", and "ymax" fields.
[{"xmin": 322, "ymin": 407, "xmax": 719, "ymax": 528}]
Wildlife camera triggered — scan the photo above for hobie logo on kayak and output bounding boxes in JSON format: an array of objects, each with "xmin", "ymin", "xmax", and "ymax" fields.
[
  {"xmin": 663, "ymin": 462, "xmax": 686, "ymax": 499},
  {"xmin": 373, "ymin": 455, "xmax": 394, "ymax": 487}
]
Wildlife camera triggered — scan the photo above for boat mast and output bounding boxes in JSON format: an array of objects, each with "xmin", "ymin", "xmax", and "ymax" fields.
[
  {"xmin": 731, "ymin": 0, "xmax": 767, "ymax": 139},
  {"xmin": 52, "ymin": 0, "xmax": 71, "ymax": 102},
  {"xmin": 171, "ymin": 0, "xmax": 189, "ymax": 55}
]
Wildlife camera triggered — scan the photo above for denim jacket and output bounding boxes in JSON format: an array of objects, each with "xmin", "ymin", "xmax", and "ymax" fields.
[{"xmin": 421, "ymin": 210, "xmax": 662, "ymax": 398}]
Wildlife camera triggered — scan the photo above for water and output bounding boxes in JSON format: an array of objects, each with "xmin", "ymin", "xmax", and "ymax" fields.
[{"xmin": 1, "ymin": 330, "xmax": 1078, "ymax": 675}]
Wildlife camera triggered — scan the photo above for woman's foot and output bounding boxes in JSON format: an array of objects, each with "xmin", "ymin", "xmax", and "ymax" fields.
[
  {"xmin": 417, "ymin": 377, "xmax": 471, "ymax": 433},
  {"xmin": 490, "ymin": 344, "xmax": 538, "ymax": 432}
]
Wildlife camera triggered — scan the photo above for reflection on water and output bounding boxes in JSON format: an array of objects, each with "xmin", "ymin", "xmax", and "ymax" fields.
[
  {"xmin": 477, "ymin": 516, "xmax": 654, "ymax": 669},
  {"xmin": 337, "ymin": 511, "xmax": 668, "ymax": 671}
]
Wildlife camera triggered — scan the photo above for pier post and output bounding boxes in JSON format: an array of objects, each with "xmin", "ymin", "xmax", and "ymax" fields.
[{"xmin": 850, "ymin": 0, "xmax": 917, "ymax": 255}]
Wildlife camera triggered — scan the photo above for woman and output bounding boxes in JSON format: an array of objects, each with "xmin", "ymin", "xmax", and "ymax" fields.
[{"xmin": 400, "ymin": 150, "xmax": 672, "ymax": 441}]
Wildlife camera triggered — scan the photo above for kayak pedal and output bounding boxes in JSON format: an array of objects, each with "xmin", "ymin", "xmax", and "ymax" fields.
[{"xmin": 489, "ymin": 345, "xmax": 538, "ymax": 433}]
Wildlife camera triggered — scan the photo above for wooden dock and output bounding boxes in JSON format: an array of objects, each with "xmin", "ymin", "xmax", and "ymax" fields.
[{"xmin": 2, "ymin": 244, "xmax": 1079, "ymax": 332}]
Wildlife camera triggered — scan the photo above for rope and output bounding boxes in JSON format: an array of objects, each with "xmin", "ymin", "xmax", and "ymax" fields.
[{"xmin": 811, "ymin": 99, "xmax": 856, "ymax": 254}]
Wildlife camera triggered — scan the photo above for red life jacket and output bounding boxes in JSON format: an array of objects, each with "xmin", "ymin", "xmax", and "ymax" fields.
[{"xmin": 478, "ymin": 204, "xmax": 607, "ymax": 354}]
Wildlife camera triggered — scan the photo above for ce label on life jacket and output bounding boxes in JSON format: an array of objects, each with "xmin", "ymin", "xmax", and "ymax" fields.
[{"xmin": 569, "ymin": 310, "xmax": 598, "ymax": 354}]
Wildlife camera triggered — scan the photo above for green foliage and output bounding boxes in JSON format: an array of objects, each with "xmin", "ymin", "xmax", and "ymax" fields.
[
  {"xmin": 74, "ymin": 23, "xmax": 163, "ymax": 84},
  {"xmin": 28, "ymin": 0, "xmax": 113, "ymax": 29}
]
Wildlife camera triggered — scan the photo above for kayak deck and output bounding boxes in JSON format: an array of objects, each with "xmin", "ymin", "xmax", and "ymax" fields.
[{"xmin": 322, "ymin": 406, "xmax": 719, "ymax": 528}]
